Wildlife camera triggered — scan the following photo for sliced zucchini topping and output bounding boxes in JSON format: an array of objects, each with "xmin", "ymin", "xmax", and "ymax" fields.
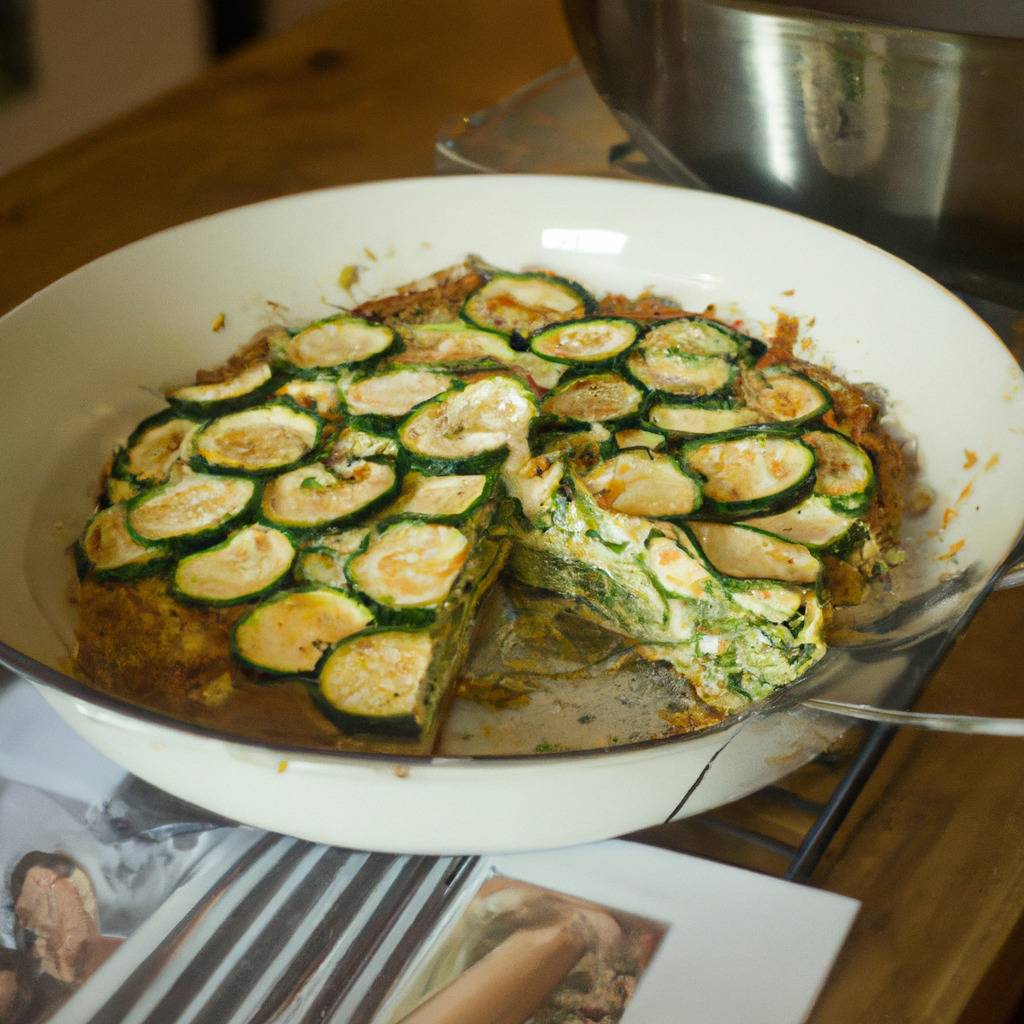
[
  {"xmin": 626, "ymin": 349, "xmax": 736, "ymax": 398},
  {"xmin": 683, "ymin": 432, "xmax": 815, "ymax": 517},
  {"xmin": 172, "ymin": 524, "xmax": 294, "ymax": 605},
  {"xmin": 168, "ymin": 362, "xmax": 276, "ymax": 413},
  {"xmin": 105, "ymin": 476, "xmax": 141, "ymax": 505},
  {"xmin": 262, "ymin": 460, "xmax": 397, "ymax": 530},
  {"xmin": 740, "ymin": 494, "xmax": 855, "ymax": 549},
  {"xmin": 801, "ymin": 429, "xmax": 875, "ymax": 513},
  {"xmin": 329, "ymin": 424, "xmax": 399, "ymax": 463},
  {"xmin": 582, "ymin": 450, "xmax": 701, "ymax": 518},
  {"xmin": 386, "ymin": 471, "xmax": 492, "ymax": 523},
  {"xmin": 393, "ymin": 321, "xmax": 564, "ymax": 389},
  {"xmin": 347, "ymin": 521, "xmax": 469, "ymax": 611},
  {"xmin": 318, "ymin": 629, "xmax": 433, "ymax": 735},
  {"xmin": 233, "ymin": 587, "xmax": 374, "ymax": 675},
  {"xmin": 275, "ymin": 378, "xmax": 342, "ymax": 418},
  {"xmin": 277, "ymin": 314, "xmax": 395, "ymax": 372},
  {"xmin": 743, "ymin": 367, "xmax": 832, "ymax": 426},
  {"xmin": 726, "ymin": 581, "xmax": 805, "ymax": 623},
  {"xmin": 80, "ymin": 504, "xmax": 170, "ymax": 579},
  {"xmin": 645, "ymin": 534, "xmax": 711, "ymax": 600},
  {"xmin": 649, "ymin": 402, "xmax": 760, "ymax": 436},
  {"xmin": 688, "ymin": 521, "xmax": 821, "ymax": 584},
  {"xmin": 295, "ymin": 527, "xmax": 370, "ymax": 588},
  {"xmin": 541, "ymin": 372, "xmax": 643, "ymax": 423},
  {"xmin": 191, "ymin": 402, "xmax": 322, "ymax": 475},
  {"xmin": 127, "ymin": 473, "xmax": 256, "ymax": 545},
  {"xmin": 614, "ymin": 427, "xmax": 665, "ymax": 451},
  {"xmin": 121, "ymin": 411, "xmax": 198, "ymax": 484},
  {"xmin": 505, "ymin": 454, "xmax": 565, "ymax": 525},
  {"xmin": 641, "ymin": 316, "xmax": 742, "ymax": 358},
  {"xmin": 398, "ymin": 376, "xmax": 536, "ymax": 468},
  {"xmin": 530, "ymin": 317, "xmax": 639, "ymax": 366},
  {"xmin": 461, "ymin": 272, "xmax": 594, "ymax": 335},
  {"xmin": 343, "ymin": 369, "xmax": 453, "ymax": 417}
]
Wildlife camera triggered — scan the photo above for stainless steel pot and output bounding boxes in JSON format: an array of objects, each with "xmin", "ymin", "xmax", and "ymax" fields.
[{"xmin": 564, "ymin": 0, "xmax": 1024, "ymax": 305}]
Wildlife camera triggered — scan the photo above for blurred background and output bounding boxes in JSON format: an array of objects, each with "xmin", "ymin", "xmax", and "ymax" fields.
[{"xmin": 0, "ymin": 0, "xmax": 335, "ymax": 174}]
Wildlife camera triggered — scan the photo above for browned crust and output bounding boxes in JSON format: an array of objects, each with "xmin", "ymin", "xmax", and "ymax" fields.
[{"xmin": 353, "ymin": 269, "xmax": 483, "ymax": 326}]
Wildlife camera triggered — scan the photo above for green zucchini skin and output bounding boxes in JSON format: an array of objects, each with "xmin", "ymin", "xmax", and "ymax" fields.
[
  {"xmin": 340, "ymin": 367, "xmax": 456, "ymax": 419},
  {"xmin": 529, "ymin": 317, "xmax": 641, "ymax": 367},
  {"xmin": 188, "ymin": 399, "xmax": 325, "ymax": 478},
  {"xmin": 648, "ymin": 399, "xmax": 761, "ymax": 437},
  {"xmin": 166, "ymin": 364, "xmax": 286, "ymax": 417},
  {"xmin": 540, "ymin": 370, "xmax": 644, "ymax": 425},
  {"xmin": 114, "ymin": 408, "xmax": 203, "ymax": 486},
  {"xmin": 640, "ymin": 315, "xmax": 766, "ymax": 365},
  {"xmin": 801, "ymin": 428, "xmax": 876, "ymax": 515},
  {"xmin": 380, "ymin": 468, "xmax": 497, "ymax": 525},
  {"xmin": 78, "ymin": 504, "xmax": 172, "ymax": 581},
  {"xmin": 273, "ymin": 314, "xmax": 398, "ymax": 377},
  {"xmin": 743, "ymin": 367, "xmax": 832, "ymax": 427},
  {"xmin": 624, "ymin": 348, "xmax": 738, "ymax": 400},
  {"xmin": 460, "ymin": 271, "xmax": 596, "ymax": 335},
  {"xmin": 681, "ymin": 429, "xmax": 816, "ymax": 519}
]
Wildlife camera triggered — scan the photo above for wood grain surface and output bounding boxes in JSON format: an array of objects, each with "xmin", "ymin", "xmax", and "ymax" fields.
[{"xmin": 2, "ymin": 1, "xmax": 1023, "ymax": 1021}]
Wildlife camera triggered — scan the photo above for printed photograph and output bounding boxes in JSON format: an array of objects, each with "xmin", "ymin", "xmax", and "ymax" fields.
[{"xmin": 388, "ymin": 874, "xmax": 667, "ymax": 1024}]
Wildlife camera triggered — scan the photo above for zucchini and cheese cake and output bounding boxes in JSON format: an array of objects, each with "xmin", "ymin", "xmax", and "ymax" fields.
[{"xmin": 74, "ymin": 261, "xmax": 904, "ymax": 752}]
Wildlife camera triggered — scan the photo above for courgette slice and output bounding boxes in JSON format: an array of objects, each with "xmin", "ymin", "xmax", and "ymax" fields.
[
  {"xmin": 276, "ymin": 314, "xmax": 395, "ymax": 374},
  {"xmin": 105, "ymin": 475, "xmax": 141, "ymax": 505},
  {"xmin": 119, "ymin": 410, "xmax": 199, "ymax": 485},
  {"xmin": 641, "ymin": 316, "xmax": 743, "ymax": 358},
  {"xmin": 261, "ymin": 460, "xmax": 397, "ymax": 531},
  {"xmin": 275, "ymin": 378, "xmax": 342, "ymax": 418},
  {"xmin": 743, "ymin": 367, "xmax": 832, "ymax": 426},
  {"xmin": 505, "ymin": 453, "xmax": 565, "ymax": 525},
  {"xmin": 682, "ymin": 431, "xmax": 815, "ymax": 517},
  {"xmin": 191, "ymin": 401, "xmax": 322, "ymax": 476},
  {"xmin": 582, "ymin": 449, "xmax": 702, "ymax": 519},
  {"xmin": 687, "ymin": 521, "xmax": 821, "ymax": 584},
  {"xmin": 726, "ymin": 580, "xmax": 805, "ymax": 623},
  {"xmin": 172, "ymin": 524, "xmax": 294, "ymax": 605},
  {"xmin": 232, "ymin": 587, "xmax": 374, "ymax": 675},
  {"xmin": 740, "ymin": 494, "xmax": 855, "ymax": 549},
  {"xmin": 644, "ymin": 534, "xmax": 712, "ymax": 600},
  {"xmin": 295, "ymin": 527, "xmax": 370, "ymax": 588},
  {"xmin": 343, "ymin": 368, "xmax": 454, "ymax": 417},
  {"xmin": 385, "ymin": 470, "xmax": 493, "ymax": 523},
  {"xmin": 167, "ymin": 362, "xmax": 278, "ymax": 414},
  {"xmin": 393, "ymin": 321, "xmax": 564, "ymax": 389},
  {"xmin": 530, "ymin": 317, "xmax": 639, "ymax": 366},
  {"xmin": 801, "ymin": 429, "xmax": 875, "ymax": 514},
  {"xmin": 398, "ymin": 376, "xmax": 537, "ymax": 470},
  {"xmin": 649, "ymin": 402, "xmax": 760, "ymax": 436},
  {"xmin": 461, "ymin": 271, "xmax": 594, "ymax": 335},
  {"xmin": 80, "ymin": 504, "xmax": 170, "ymax": 580},
  {"xmin": 346, "ymin": 521, "xmax": 469, "ymax": 615},
  {"xmin": 614, "ymin": 427, "xmax": 666, "ymax": 451},
  {"xmin": 540, "ymin": 371, "xmax": 643, "ymax": 423},
  {"xmin": 625, "ymin": 349, "xmax": 736, "ymax": 398},
  {"xmin": 329, "ymin": 424, "xmax": 399, "ymax": 463},
  {"xmin": 317, "ymin": 628, "xmax": 434, "ymax": 736},
  {"xmin": 127, "ymin": 473, "xmax": 257, "ymax": 546}
]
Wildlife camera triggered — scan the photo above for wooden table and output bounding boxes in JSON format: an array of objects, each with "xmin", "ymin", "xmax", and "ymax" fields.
[{"xmin": 2, "ymin": 1, "xmax": 1023, "ymax": 1020}]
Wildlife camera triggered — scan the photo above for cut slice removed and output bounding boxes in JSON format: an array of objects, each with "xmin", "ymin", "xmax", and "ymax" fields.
[
  {"xmin": 122, "ymin": 412, "xmax": 198, "ymax": 484},
  {"xmin": 688, "ymin": 521, "xmax": 821, "ymax": 584},
  {"xmin": 541, "ymin": 372, "xmax": 643, "ymax": 422},
  {"xmin": 801, "ymin": 429, "xmax": 875, "ymax": 513},
  {"xmin": 649, "ymin": 402, "xmax": 760, "ymax": 436},
  {"xmin": 347, "ymin": 521, "xmax": 469, "ymax": 610},
  {"xmin": 318, "ymin": 629, "xmax": 434, "ymax": 735},
  {"xmin": 743, "ymin": 367, "xmax": 832, "ymax": 426},
  {"xmin": 168, "ymin": 362, "xmax": 275, "ymax": 412},
  {"xmin": 127, "ymin": 473, "xmax": 256, "ymax": 545},
  {"xmin": 262, "ymin": 460, "xmax": 396, "ymax": 530},
  {"xmin": 626, "ymin": 349, "xmax": 736, "ymax": 398},
  {"xmin": 398, "ymin": 376, "xmax": 536, "ymax": 467},
  {"xmin": 173, "ymin": 524, "xmax": 294, "ymax": 605},
  {"xmin": 279, "ymin": 314, "xmax": 394, "ymax": 372},
  {"xmin": 81, "ymin": 504, "xmax": 169, "ymax": 578},
  {"xmin": 343, "ymin": 369, "xmax": 453, "ymax": 417},
  {"xmin": 740, "ymin": 495, "xmax": 855, "ymax": 549},
  {"xmin": 645, "ymin": 535, "xmax": 712, "ymax": 600},
  {"xmin": 583, "ymin": 449, "xmax": 701, "ymax": 518},
  {"xmin": 683, "ymin": 432, "xmax": 815, "ymax": 516},
  {"xmin": 386, "ymin": 471, "xmax": 492, "ymax": 522},
  {"xmin": 530, "ymin": 318, "xmax": 639, "ymax": 365},
  {"xmin": 191, "ymin": 402, "xmax": 321, "ymax": 475},
  {"xmin": 640, "ymin": 316, "xmax": 742, "ymax": 358},
  {"xmin": 461, "ymin": 272, "xmax": 593, "ymax": 335},
  {"xmin": 232, "ymin": 587, "xmax": 373, "ymax": 675}
]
